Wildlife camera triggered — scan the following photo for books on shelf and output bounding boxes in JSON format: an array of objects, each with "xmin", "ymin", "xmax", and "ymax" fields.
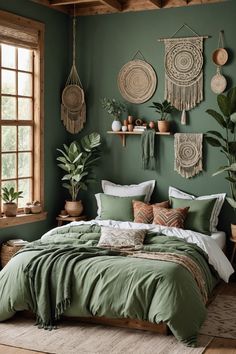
[{"xmin": 133, "ymin": 126, "xmax": 147, "ymax": 132}]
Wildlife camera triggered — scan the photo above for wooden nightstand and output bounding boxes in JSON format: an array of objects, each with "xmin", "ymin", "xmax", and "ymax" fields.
[
  {"xmin": 230, "ymin": 238, "xmax": 236, "ymax": 264},
  {"xmin": 56, "ymin": 215, "xmax": 87, "ymax": 227}
]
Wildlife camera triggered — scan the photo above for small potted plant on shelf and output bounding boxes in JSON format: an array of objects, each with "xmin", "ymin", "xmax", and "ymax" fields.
[
  {"xmin": 101, "ymin": 97, "xmax": 126, "ymax": 132},
  {"xmin": 149, "ymin": 100, "xmax": 175, "ymax": 132},
  {"xmin": 57, "ymin": 132, "xmax": 101, "ymax": 217},
  {"xmin": 205, "ymin": 87, "xmax": 236, "ymax": 238},
  {"xmin": 1, "ymin": 187, "xmax": 23, "ymax": 217}
]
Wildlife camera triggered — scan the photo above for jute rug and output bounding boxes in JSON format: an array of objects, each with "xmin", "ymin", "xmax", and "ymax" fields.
[
  {"xmin": 199, "ymin": 295, "xmax": 236, "ymax": 339},
  {"xmin": 0, "ymin": 316, "xmax": 212, "ymax": 354}
]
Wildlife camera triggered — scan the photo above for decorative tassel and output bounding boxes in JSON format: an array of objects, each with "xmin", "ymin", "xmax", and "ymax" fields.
[{"xmin": 181, "ymin": 109, "xmax": 186, "ymax": 125}]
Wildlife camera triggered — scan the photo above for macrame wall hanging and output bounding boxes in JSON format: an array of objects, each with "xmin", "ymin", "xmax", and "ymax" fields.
[
  {"xmin": 61, "ymin": 14, "xmax": 86, "ymax": 134},
  {"xmin": 158, "ymin": 24, "xmax": 208, "ymax": 125},
  {"xmin": 174, "ymin": 133, "xmax": 203, "ymax": 179}
]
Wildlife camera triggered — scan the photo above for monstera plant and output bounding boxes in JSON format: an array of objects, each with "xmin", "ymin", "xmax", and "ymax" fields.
[
  {"xmin": 205, "ymin": 87, "xmax": 236, "ymax": 237},
  {"xmin": 57, "ymin": 132, "xmax": 101, "ymax": 216}
]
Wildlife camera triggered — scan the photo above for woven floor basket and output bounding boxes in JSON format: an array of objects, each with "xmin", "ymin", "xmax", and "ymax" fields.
[{"xmin": 1, "ymin": 243, "xmax": 23, "ymax": 268}]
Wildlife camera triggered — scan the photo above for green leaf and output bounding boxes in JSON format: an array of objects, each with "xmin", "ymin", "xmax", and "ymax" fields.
[
  {"xmin": 227, "ymin": 197, "xmax": 236, "ymax": 209},
  {"xmin": 206, "ymin": 109, "xmax": 226, "ymax": 128},
  {"xmin": 205, "ymin": 136, "xmax": 222, "ymax": 147},
  {"xmin": 217, "ymin": 94, "xmax": 230, "ymax": 117},
  {"xmin": 207, "ymin": 130, "xmax": 226, "ymax": 142},
  {"xmin": 212, "ymin": 165, "xmax": 229, "ymax": 176},
  {"xmin": 225, "ymin": 176, "xmax": 236, "ymax": 183},
  {"xmin": 227, "ymin": 87, "xmax": 236, "ymax": 114},
  {"xmin": 213, "ymin": 163, "xmax": 236, "ymax": 176}
]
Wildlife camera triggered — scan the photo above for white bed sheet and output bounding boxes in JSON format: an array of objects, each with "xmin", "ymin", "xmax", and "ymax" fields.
[{"xmin": 211, "ymin": 231, "xmax": 226, "ymax": 250}]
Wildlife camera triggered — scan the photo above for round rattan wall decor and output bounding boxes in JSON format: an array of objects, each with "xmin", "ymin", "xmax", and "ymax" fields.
[
  {"xmin": 118, "ymin": 59, "xmax": 157, "ymax": 104},
  {"xmin": 62, "ymin": 84, "xmax": 84, "ymax": 111}
]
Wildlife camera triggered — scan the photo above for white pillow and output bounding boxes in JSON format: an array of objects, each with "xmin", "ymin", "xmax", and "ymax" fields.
[
  {"xmin": 98, "ymin": 227, "xmax": 146, "ymax": 248},
  {"xmin": 168, "ymin": 186, "xmax": 226, "ymax": 232},
  {"xmin": 102, "ymin": 180, "xmax": 155, "ymax": 203}
]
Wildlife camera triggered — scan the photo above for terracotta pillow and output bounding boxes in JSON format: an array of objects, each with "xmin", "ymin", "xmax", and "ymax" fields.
[
  {"xmin": 133, "ymin": 200, "xmax": 169, "ymax": 224},
  {"xmin": 152, "ymin": 206, "xmax": 189, "ymax": 228}
]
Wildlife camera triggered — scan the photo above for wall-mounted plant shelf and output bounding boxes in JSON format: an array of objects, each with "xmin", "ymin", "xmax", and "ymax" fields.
[{"xmin": 107, "ymin": 131, "xmax": 172, "ymax": 147}]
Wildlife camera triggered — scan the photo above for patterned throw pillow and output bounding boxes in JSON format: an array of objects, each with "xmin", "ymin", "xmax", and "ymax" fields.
[
  {"xmin": 133, "ymin": 200, "xmax": 169, "ymax": 224},
  {"xmin": 152, "ymin": 206, "xmax": 189, "ymax": 228},
  {"xmin": 98, "ymin": 227, "xmax": 146, "ymax": 248}
]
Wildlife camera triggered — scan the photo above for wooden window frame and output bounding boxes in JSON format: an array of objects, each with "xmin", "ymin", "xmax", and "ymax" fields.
[{"xmin": 0, "ymin": 10, "xmax": 46, "ymax": 227}]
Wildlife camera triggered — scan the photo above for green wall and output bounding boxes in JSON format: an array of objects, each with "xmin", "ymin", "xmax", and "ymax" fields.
[
  {"xmin": 76, "ymin": 0, "xmax": 235, "ymax": 233},
  {"xmin": 0, "ymin": 0, "xmax": 70, "ymax": 242}
]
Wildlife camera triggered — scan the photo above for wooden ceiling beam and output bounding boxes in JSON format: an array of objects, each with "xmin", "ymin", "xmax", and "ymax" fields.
[
  {"xmin": 31, "ymin": 0, "xmax": 70, "ymax": 13},
  {"xmin": 50, "ymin": 0, "xmax": 97, "ymax": 5},
  {"xmin": 100, "ymin": 0, "xmax": 122, "ymax": 11},
  {"xmin": 148, "ymin": 0, "xmax": 162, "ymax": 7}
]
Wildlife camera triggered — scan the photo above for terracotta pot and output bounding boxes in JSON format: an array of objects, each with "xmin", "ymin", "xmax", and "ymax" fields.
[
  {"xmin": 231, "ymin": 224, "xmax": 236, "ymax": 240},
  {"xmin": 3, "ymin": 203, "xmax": 17, "ymax": 217},
  {"xmin": 157, "ymin": 120, "xmax": 170, "ymax": 133},
  {"xmin": 149, "ymin": 121, "xmax": 155, "ymax": 129},
  {"xmin": 128, "ymin": 124, "xmax": 134, "ymax": 132},
  {"xmin": 65, "ymin": 200, "xmax": 83, "ymax": 217},
  {"xmin": 127, "ymin": 115, "xmax": 134, "ymax": 124}
]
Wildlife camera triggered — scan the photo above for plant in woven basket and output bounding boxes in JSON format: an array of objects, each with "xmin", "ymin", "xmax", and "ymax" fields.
[
  {"xmin": 205, "ymin": 87, "xmax": 236, "ymax": 236},
  {"xmin": 1, "ymin": 187, "xmax": 23, "ymax": 217},
  {"xmin": 57, "ymin": 132, "xmax": 101, "ymax": 216}
]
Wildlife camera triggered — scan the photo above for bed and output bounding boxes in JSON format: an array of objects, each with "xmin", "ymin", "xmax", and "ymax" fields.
[{"xmin": 0, "ymin": 219, "xmax": 233, "ymax": 347}]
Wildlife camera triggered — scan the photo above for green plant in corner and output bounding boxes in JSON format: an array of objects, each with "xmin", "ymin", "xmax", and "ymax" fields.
[
  {"xmin": 149, "ymin": 100, "xmax": 175, "ymax": 120},
  {"xmin": 57, "ymin": 132, "xmax": 101, "ymax": 202},
  {"xmin": 205, "ymin": 87, "xmax": 236, "ymax": 226}
]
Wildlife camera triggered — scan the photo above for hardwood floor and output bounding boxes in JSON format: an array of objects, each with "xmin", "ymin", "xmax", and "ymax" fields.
[{"xmin": 0, "ymin": 282, "xmax": 236, "ymax": 354}]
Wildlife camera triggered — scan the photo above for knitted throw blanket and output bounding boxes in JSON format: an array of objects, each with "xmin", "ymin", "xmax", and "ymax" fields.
[
  {"xmin": 141, "ymin": 129, "xmax": 156, "ymax": 170},
  {"xmin": 174, "ymin": 133, "xmax": 203, "ymax": 178},
  {"xmin": 21, "ymin": 244, "xmax": 119, "ymax": 329}
]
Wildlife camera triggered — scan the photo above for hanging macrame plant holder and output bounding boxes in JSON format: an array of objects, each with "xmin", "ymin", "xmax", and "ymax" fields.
[
  {"xmin": 159, "ymin": 24, "xmax": 208, "ymax": 125},
  {"xmin": 61, "ymin": 17, "xmax": 86, "ymax": 134}
]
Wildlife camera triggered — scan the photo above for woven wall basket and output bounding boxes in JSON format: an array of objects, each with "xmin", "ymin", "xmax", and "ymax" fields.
[
  {"xmin": 62, "ymin": 84, "xmax": 84, "ymax": 111},
  {"xmin": 0, "ymin": 243, "xmax": 23, "ymax": 268},
  {"xmin": 118, "ymin": 59, "xmax": 157, "ymax": 104}
]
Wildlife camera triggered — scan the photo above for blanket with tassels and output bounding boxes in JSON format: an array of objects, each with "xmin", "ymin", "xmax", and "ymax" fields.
[
  {"xmin": 141, "ymin": 129, "xmax": 156, "ymax": 170},
  {"xmin": 20, "ymin": 243, "xmax": 119, "ymax": 330}
]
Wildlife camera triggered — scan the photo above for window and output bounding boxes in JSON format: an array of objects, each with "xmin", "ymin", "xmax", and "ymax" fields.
[{"xmin": 0, "ymin": 10, "xmax": 45, "ymax": 225}]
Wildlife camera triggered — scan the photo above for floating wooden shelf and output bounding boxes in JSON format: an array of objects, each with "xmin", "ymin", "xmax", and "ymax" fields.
[{"xmin": 107, "ymin": 131, "xmax": 172, "ymax": 147}]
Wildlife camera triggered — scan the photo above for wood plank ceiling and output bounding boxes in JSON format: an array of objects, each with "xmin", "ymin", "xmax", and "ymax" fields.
[{"xmin": 32, "ymin": 0, "xmax": 226, "ymax": 16}]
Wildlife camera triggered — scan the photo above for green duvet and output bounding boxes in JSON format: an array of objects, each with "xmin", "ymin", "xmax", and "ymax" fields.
[{"xmin": 0, "ymin": 224, "xmax": 218, "ymax": 347}]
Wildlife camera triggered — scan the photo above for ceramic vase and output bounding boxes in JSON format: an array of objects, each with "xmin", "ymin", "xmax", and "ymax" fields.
[{"xmin": 112, "ymin": 120, "xmax": 122, "ymax": 132}]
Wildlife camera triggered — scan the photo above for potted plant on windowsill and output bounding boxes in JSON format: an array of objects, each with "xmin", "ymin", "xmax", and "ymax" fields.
[
  {"xmin": 57, "ymin": 132, "xmax": 101, "ymax": 217},
  {"xmin": 101, "ymin": 97, "xmax": 126, "ymax": 132},
  {"xmin": 205, "ymin": 87, "xmax": 236, "ymax": 238},
  {"xmin": 149, "ymin": 100, "xmax": 175, "ymax": 132},
  {"xmin": 1, "ymin": 187, "xmax": 23, "ymax": 217}
]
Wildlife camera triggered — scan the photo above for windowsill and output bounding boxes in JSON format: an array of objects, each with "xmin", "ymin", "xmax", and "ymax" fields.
[{"xmin": 0, "ymin": 211, "xmax": 47, "ymax": 228}]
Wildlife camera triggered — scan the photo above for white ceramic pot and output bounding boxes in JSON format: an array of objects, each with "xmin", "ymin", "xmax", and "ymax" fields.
[{"xmin": 112, "ymin": 120, "xmax": 122, "ymax": 132}]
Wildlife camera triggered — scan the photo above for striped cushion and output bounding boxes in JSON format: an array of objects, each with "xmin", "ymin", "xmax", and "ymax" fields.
[
  {"xmin": 153, "ymin": 206, "xmax": 189, "ymax": 228},
  {"xmin": 133, "ymin": 200, "xmax": 169, "ymax": 224}
]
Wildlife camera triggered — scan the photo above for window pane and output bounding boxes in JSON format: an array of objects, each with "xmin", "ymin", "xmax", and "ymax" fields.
[
  {"xmin": 1, "ymin": 153, "xmax": 16, "ymax": 179},
  {"xmin": 18, "ymin": 126, "xmax": 32, "ymax": 151},
  {"xmin": 1, "ymin": 44, "xmax": 16, "ymax": 69},
  {"xmin": 1, "ymin": 126, "xmax": 17, "ymax": 152},
  {"xmin": 18, "ymin": 72, "xmax": 32, "ymax": 96},
  {"xmin": 18, "ymin": 152, "xmax": 31, "ymax": 177},
  {"xmin": 18, "ymin": 179, "xmax": 31, "ymax": 208},
  {"xmin": 1, "ymin": 69, "xmax": 16, "ymax": 94},
  {"xmin": 18, "ymin": 98, "xmax": 32, "ymax": 120},
  {"xmin": 18, "ymin": 48, "xmax": 32, "ymax": 72},
  {"xmin": 1, "ymin": 96, "xmax": 16, "ymax": 120}
]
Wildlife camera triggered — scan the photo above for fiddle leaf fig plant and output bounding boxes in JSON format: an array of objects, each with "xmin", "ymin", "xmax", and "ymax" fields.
[
  {"xmin": 205, "ymin": 87, "xmax": 236, "ymax": 217},
  {"xmin": 57, "ymin": 132, "xmax": 101, "ymax": 201}
]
